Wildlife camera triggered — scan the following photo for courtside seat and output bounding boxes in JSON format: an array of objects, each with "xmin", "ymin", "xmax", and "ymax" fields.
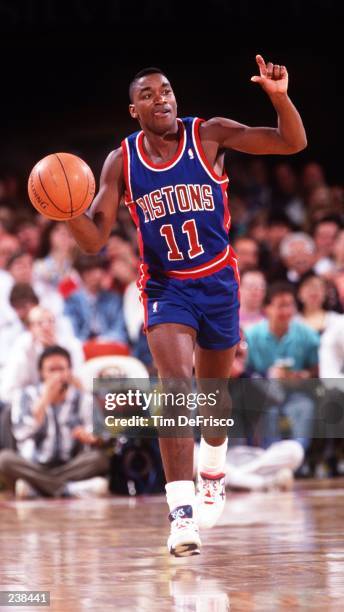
[
  {"xmin": 83, "ymin": 340, "xmax": 130, "ymax": 361},
  {"xmin": 78, "ymin": 355, "xmax": 149, "ymax": 392}
]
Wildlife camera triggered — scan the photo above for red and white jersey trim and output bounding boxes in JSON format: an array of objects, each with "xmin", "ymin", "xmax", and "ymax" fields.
[
  {"xmin": 166, "ymin": 245, "xmax": 239, "ymax": 280},
  {"xmin": 121, "ymin": 138, "xmax": 135, "ymax": 206},
  {"xmin": 192, "ymin": 118, "xmax": 229, "ymax": 185},
  {"xmin": 135, "ymin": 118, "xmax": 186, "ymax": 172}
]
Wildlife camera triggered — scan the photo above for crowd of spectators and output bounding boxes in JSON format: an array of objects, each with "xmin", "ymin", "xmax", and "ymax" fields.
[{"xmin": 0, "ymin": 157, "xmax": 343, "ymax": 496}]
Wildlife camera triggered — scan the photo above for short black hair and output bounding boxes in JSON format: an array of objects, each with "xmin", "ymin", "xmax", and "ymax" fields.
[
  {"xmin": 6, "ymin": 250, "xmax": 31, "ymax": 270},
  {"xmin": 264, "ymin": 281, "xmax": 296, "ymax": 306},
  {"xmin": 311, "ymin": 215, "xmax": 343, "ymax": 235},
  {"xmin": 267, "ymin": 212, "xmax": 294, "ymax": 228},
  {"xmin": 129, "ymin": 67, "xmax": 167, "ymax": 102},
  {"xmin": 9, "ymin": 283, "xmax": 39, "ymax": 308},
  {"xmin": 73, "ymin": 253, "xmax": 109, "ymax": 275},
  {"xmin": 38, "ymin": 345, "xmax": 71, "ymax": 371}
]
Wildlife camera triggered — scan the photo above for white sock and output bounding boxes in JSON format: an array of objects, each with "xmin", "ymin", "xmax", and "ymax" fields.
[
  {"xmin": 198, "ymin": 438, "xmax": 228, "ymax": 476},
  {"xmin": 165, "ymin": 480, "xmax": 196, "ymax": 514}
]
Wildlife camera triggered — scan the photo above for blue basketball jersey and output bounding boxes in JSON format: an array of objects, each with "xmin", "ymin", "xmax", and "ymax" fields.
[{"xmin": 121, "ymin": 117, "xmax": 238, "ymax": 282}]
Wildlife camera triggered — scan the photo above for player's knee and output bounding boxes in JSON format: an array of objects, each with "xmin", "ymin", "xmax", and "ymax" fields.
[{"xmin": 163, "ymin": 365, "xmax": 193, "ymax": 379}]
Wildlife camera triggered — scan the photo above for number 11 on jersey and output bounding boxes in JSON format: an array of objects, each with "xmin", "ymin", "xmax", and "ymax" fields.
[{"xmin": 160, "ymin": 219, "xmax": 204, "ymax": 261}]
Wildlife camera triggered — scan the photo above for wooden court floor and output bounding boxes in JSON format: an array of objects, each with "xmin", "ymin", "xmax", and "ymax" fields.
[{"xmin": 0, "ymin": 479, "xmax": 343, "ymax": 611}]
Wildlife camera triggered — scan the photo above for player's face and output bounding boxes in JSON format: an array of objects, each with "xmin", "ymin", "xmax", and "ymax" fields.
[{"xmin": 129, "ymin": 73, "xmax": 177, "ymax": 133}]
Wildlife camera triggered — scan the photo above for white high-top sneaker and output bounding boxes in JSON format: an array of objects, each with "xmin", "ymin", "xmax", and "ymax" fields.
[
  {"xmin": 167, "ymin": 505, "xmax": 202, "ymax": 557},
  {"xmin": 197, "ymin": 471, "xmax": 226, "ymax": 529}
]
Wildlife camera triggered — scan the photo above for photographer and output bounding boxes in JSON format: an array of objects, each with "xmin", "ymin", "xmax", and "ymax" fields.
[{"xmin": 0, "ymin": 346, "xmax": 109, "ymax": 498}]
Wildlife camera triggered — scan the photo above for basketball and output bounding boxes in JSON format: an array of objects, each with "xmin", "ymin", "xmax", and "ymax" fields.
[{"xmin": 28, "ymin": 152, "xmax": 96, "ymax": 220}]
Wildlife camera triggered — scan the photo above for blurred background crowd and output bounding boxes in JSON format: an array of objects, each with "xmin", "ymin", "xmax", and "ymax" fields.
[{"xmin": 0, "ymin": 155, "xmax": 343, "ymax": 491}]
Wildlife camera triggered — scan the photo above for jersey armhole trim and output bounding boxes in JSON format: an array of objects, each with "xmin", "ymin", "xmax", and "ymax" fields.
[
  {"xmin": 192, "ymin": 117, "xmax": 229, "ymax": 185},
  {"xmin": 121, "ymin": 139, "xmax": 135, "ymax": 206}
]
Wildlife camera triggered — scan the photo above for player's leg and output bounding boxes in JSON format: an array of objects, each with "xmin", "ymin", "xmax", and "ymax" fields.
[
  {"xmin": 147, "ymin": 322, "xmax": 196, "ymax": 481},
  {"xmin": 147, "ymin": 322, "xmax": 201, "ymax": 556},
  {"xmin": 194, "ymin": 344, "xmax": 238, "ymax": 528}
]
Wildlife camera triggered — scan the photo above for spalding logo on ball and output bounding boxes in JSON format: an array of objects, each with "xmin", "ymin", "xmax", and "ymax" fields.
[{"xmin": 28, "ymin": 153, "xmax": 96, "ymax": 220}]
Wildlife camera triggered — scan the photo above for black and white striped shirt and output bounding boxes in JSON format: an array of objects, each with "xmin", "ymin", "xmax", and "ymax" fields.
[{"xmin": 11, "ymin": 384, "xmax": 94, "ymax": 465}]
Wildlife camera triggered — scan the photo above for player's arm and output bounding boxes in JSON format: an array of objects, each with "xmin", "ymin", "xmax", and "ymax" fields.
[
  {"xmin": 66, "ymin": 147, "xmax": 124, "ymax": 254},
  {"xmin": 201, "ymin": 55, "xmax": 307, "ymax": 155}
]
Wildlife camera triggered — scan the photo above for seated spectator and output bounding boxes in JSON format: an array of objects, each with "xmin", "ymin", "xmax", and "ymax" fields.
[
  {"xmin": 272, "ymin": 162, "xmax": 305, "ymax": 226},
  {"xmin": 110, "ymin": 255, "xmax": 137, "ymax": 294},
  {"xmin": 279, "ymin": 232, "xmax": 316, "ymax": 284},
  {"xmin": 297, "ymin": 273, "xmax": 342, "ymax": 334},
  {"xmin": 246, "ymin": 158, "xmax": 271, "ymax": 214},
  {"xmin": 0, "ymin": 233, "xmax": 20, "ymax": 269},
  {"xmin": 0, "ymin": 284, "xmax": 39, "ymax": 369},
  {"xmin": 239, "ymin": 269, "xmax": 267, "ymax": 330},
  {"xmin": 232, "ymin": 236, "xmax": 259, "ymax": 273},
  {"xmin": 245, "ymin": 282, "xmax": 319, "ymax": 449},
  {"xmin": 326, "ymin": 230, "xmax": 344, "ymax": 310},
  {"xmin": 64, "ymin": 254, "xmax": 128, "ymax": 343},
  {"xmin": 265, "ymin": 213, "xmax": 294, "ymax": 256},
  {"xmin": 33, "ymin": 222, "xmax": 78, "ymax": 290},
  {"xmin": 306, "ymin": 186, "xmax": 339, "ymax": 227},
  {"xmin": 2, "ymin": 250, "xmax": 64, "ymax": 316},
  {"xmin": 301, "ymin": 162, "xmax": 326, "ymax": 204},
  {"xmin": 312, "ymin": 216, "xmax": 342, "ymax": 276},
  {"xmin": 15, "ymin": 213, "xmax": 41, "ymax": 257},
  {"xmin": 0, "ymin": 234, "xmax": 21, "ymax": 326},
  {"xmin": 319, "ymin": 315, "xmax": 344, "ymax": 379},
  {"xmin": 106, "ymin": 228, "xmax": 137, "ymax": 264},
  {"xmin": 0, "ymin": 306, "xmax": 84, "ymax": 402},
  {"xmin": 224, "ymin": 442, "xmax": 304, "ymax": 491},
  {"xmin": 0, "ymin": 206, "xmax": 15, "ymax": 235},
  {"xmin": 0, "ymin": 346, "xmax": 109, "ymax": 499},
  {"xmin": 262, "ymin": 213, "xmax": 295, "ymax": 281}
]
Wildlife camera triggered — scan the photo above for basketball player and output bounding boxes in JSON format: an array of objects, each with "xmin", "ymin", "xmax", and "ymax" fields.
[{"xmin": 67, "ymin": 55, "xmax": 307, "ymax": 557}]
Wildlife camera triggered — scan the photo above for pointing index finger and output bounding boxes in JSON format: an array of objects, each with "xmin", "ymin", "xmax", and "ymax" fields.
[{"xmin": 256, "ymin": 54, "xmax": 267, "ymax": 77}]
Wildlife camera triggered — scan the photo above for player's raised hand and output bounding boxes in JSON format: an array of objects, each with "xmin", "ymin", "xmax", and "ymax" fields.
[{"xmin": 251, "ymin": 54, "xmax": 288, "ymax": 95}]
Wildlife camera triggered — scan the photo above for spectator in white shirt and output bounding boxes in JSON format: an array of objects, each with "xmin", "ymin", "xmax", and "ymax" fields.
[
  {"xmin": 297, "ymin": 272, "xmax": 342, "ymax": 334},
  {"xmin": 239, "ymin": 269, "xmax": 267, "ymax": 330},
  {"xmin": 0, "ymin": 305, "xmax": 84, "ymax": 402},
  {"xmin": 3, "ymin": 250, "xmax": 64, "ymax": 317},
  {"xmin": 319, "ymin": 316, "xmax": 344, "ymax": 379},
  {"xmin": 33, "ymin": 222, "xmax": 77, "ymax": 289},
  {"xmin": 0, "ymin": 283, "xmax": 39, "ymax": 369},
  {"xmin": 312, "ymin": 216, "xmax": 342, "ymax": 276}
]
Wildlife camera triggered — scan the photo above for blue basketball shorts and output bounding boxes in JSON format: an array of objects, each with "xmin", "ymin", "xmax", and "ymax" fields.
[{"xmin": 141, "ymin": 265, "xmax": 240, "ymax": 350}]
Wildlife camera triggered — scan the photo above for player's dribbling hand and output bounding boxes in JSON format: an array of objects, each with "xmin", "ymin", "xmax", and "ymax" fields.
[{"xmin": 251, "ymin": 54, "xmax": 288, "ymax": 95}]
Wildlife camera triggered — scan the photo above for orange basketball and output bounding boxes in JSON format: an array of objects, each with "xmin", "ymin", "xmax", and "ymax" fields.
[{"xmin": 28, "ymin": 152, "xmax": 96, "ymax": 220}]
